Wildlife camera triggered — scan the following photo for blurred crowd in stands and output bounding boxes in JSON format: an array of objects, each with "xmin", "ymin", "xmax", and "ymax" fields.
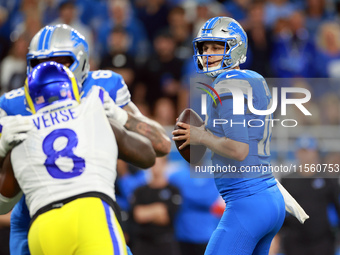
[
  {"xmin": 1, "ymin": 0, "xmax": 340, "ymax": 123},
  {"xmin": 1, "ymin": 0, "xmax": 340, "ymax": 255}
]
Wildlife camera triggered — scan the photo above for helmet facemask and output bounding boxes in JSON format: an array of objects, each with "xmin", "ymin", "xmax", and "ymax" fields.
[
  {"xmin": 192, "ymin": 17, "xmax": 248, "ymax": 78},
  {"xmin": 26, "ymin": 24, "xmax": 89, "ymax": 85},
  {"xmin": 193, "ymin": 37, "xmax": 245, "ymax": 78}
]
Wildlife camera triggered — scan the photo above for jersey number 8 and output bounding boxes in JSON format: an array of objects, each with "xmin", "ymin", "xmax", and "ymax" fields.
[{"xmin": 42, "ymin": 129, "xmax": 85, "ymax": 179}]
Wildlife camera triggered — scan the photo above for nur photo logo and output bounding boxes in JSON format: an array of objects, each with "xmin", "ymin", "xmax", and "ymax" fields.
[{"xmin": 196, "ymin": 82, "xmax": 312, "ymax": 128}]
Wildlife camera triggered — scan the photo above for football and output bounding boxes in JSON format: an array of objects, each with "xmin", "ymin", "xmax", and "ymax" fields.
[{"xmin": 174, "ymin": 108, "xmax": 206, "ymax": 164}]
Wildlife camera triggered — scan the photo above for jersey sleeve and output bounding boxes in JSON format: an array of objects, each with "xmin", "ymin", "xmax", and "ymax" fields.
[
  {"xmin": 214, "ymin": 76, "xmax": 250, "ymax": 144},
  {"xmin": 112, "ymin": 76, "xmax": 131, "ymax": 108},
  {"xmin": 213, "ymin": 78, "xmax": 251, "ymax": 101},
  {"xmin": 216, "ymin": 98, "xmax": 249, "ymax": 144},
  {"xmin": 81, "ymin": 86, "xmax": 106, "ymax": 107},
  {"xmin": 0, "ymin": 94, "xmax": 10, "ymax": 117},
  {"xmin": 85, "ymin": 70, "xmax": 131, "ymax": 108},
  {"xmin": 104, "ymin": 72, "xmax": 130, "ymax": 108}
]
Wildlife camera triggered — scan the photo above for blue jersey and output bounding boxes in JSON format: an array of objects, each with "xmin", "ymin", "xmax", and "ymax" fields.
[
  {"xmin": 0, "ymin": 70, "xmax": 130, "ymax": 116},
  {"xmin": 0, "ymin": 69, "xmax": 131, "ymax": 255},
  {"xmin": 205, "ymin": 69, "xmax": 276, "ymax": 202}
]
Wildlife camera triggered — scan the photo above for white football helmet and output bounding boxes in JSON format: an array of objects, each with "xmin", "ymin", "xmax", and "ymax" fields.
[
  {"xmin": 193, "ymin": 17, "xmax": 248, "ymax": 78},
  {"xmin": 27, "ymin": 24, "xmax": 90, "ymax": 84}
]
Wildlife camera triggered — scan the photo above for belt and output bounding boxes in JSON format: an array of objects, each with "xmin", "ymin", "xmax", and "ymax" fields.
[{"xmin": 30, "ymin": 191, "xmax": 122, "ymax": 228}]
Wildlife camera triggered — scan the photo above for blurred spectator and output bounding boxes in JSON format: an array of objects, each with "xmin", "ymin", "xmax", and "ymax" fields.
[
  {"xmin": 135, "ymin": 0, "xmax": 170, "ymax": 42},
  {"xmin": 97, "ymin": 0, "xmax": 150, "ymax": 64},
  {"xmin": 40, "ymin": 0, "xmax": 59, "ymax": 25},
  {"xmin": 245, "ymin": 0, "xmax": 273, "ymax": 77},
  {"xmin": 115, "ymin": 160, "xmax": 149, "ymax": 245},
  {"xmin": 0, "ymin": 0, "xmax": 21, "ymax": 61},
  {"xmin": 191, "ymin": 2, "xmax": 226, "ymax": 37},
  {"xmin": 134, "ymin": 102, "xmax": 153, "ymax": 118},
  {"xmin": 279, "ymin": 135, "xmax": 340, "ymax": 255},
  {"xmin": 169, "ymin": 164, "xmax": 221, "ymax": 255},
  {"xmin": 10, "ymin": 0, "xmax": 42, "ymax": 42},
  {"xmin": 131, "ymin": 156, "xmax": 181, "ymax": 255},
  {"xmin": 20, "ymin": 12, "xmax": 41, "ymax": 41},
  {"xmin": 304, "ymin": 0, "xmax": 334, "ymax": 37},
  {"xmin": 223, "ymin": 0, "xmax": 251, "ymax": 24},
  {"xmin": 49, "ymin": 0, "xmax": 94, "ymax": 64},
  {"xmin": 0, "ymin": 5, "xmax": 8, "ymax": 29},
  {"xmin": 264, "ymin": 0, "xmax": 296, "ymax": 29},
  {"xmin": 153, "ymin": 97, "xmax": 177, "ymax": 126},
  {"xmin": 75, "ymin": 0, "xmax": 109, "ymax": 32},
  {"xmin": 10, "ymin": 0, "xmax": 42, "ymax": 31},
  {"xmin": 0, "ymin": 212, "xmax": 10, "ymax": 255},
  {"xmin": 167, "ymin": 6, "xmax": 192, "ymax": 60},
  {"xmin": 137, "ymin": 30, "xmax": 183, "ymax": 110},
  {"xmin": 99, "ymin": 27, "xmax": 136, "ymax": 88},
  {"xmin": 314, "ymin": 21, "xmax": 340, "ymax": 78},
  {"xmin": 0, "ymin": 34, "xmax": 28, "ymax": 94},
  {"xmin": 271, "ymin": 11, "xmax": 315, "ymax": 78},
  {"xmin": 0, "ymin": 0, "xmax": 20, "ymax": 38},
  {"xmin": 320, "ymin": 93, "xmax": 340, "ymax": 125}
]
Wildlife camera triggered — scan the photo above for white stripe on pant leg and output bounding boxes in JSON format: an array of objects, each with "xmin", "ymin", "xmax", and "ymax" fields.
[{"xmin": 109, "ymin": 207, "xmax": 127, "ymax": 255}]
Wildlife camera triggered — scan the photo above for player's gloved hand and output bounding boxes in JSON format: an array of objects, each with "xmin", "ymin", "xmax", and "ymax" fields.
[
  {"xmin": 0, "ymin": 115, "xmax": 34, "ymax": 157},
  {"xmin": 103, "ymin": 91, "xmax": 128, "ymax": 125}
]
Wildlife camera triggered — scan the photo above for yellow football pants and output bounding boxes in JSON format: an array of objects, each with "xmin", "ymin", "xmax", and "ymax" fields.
[{"xmin": 28, "ymin": 197, "xmax": 127, "ymax": 255}]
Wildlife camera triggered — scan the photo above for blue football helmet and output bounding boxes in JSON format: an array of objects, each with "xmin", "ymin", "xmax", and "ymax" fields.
[
  {"xmin": 193, "ymin": 17, "xmax": 248, "ymax": 78},
  {"xmin": 25, "ymin": 61, "xmax": 81, "ymax": 114},
  {"xmin": 27, "ymin": 24, "xmax": 90, "ymax": 84}
]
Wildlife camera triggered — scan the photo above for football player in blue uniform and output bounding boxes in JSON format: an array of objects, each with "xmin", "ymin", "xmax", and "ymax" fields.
[
  {"xmin": 0, "ymin": 24, "xmax": 170, "ymax": 255},
  {"xmin": 173, "ymin": 17, "xmax": 286, "ymax": 255}
]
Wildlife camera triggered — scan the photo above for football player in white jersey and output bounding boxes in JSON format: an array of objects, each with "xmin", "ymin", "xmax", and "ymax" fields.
[
  {"xmin": 0, "ymin": 24, "xmax": 169, "ymax": 255},
  {"xmin": 0, "ymin": 61, "xmax": 156, "ymax": 255}
]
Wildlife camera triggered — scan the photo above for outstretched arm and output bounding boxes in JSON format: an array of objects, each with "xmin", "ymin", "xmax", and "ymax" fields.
[
  {"xmin": 103, "ymin": 92, "xmax": 171, "ymax": 157},
  {"xmin": 109, "ymin": 118, "xmax": 156, "ymax": 169},
  {"xmin": 123, "ymin": 102, "xmax": 171, "ymax": 157}
]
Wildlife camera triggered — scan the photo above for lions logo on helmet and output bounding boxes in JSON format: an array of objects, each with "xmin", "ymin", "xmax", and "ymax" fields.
[
  {"xmin": 25, "ymin": 61, "xmax": 81, "ymax": 114},
  {"xmin": 27, "ymin": 24, "xmax": 90, "ymax": 84},
  {"xmin": 193, "ymin": 17, "xmax": 248, "ymax": 78}
]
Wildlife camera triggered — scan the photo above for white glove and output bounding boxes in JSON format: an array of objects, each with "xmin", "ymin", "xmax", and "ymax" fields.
[
  {"xmin": 103, "ymin": 91, "xmax": 128, "ymax": 125},
  {"xmin": 0, "ymin": 115, "xmax": 34, "ymax": 157}
]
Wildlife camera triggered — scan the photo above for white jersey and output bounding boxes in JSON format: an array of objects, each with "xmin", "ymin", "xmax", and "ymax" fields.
[{"xmin": 11, "ymin": 86, "xmax": 118, "ymax": 217}]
